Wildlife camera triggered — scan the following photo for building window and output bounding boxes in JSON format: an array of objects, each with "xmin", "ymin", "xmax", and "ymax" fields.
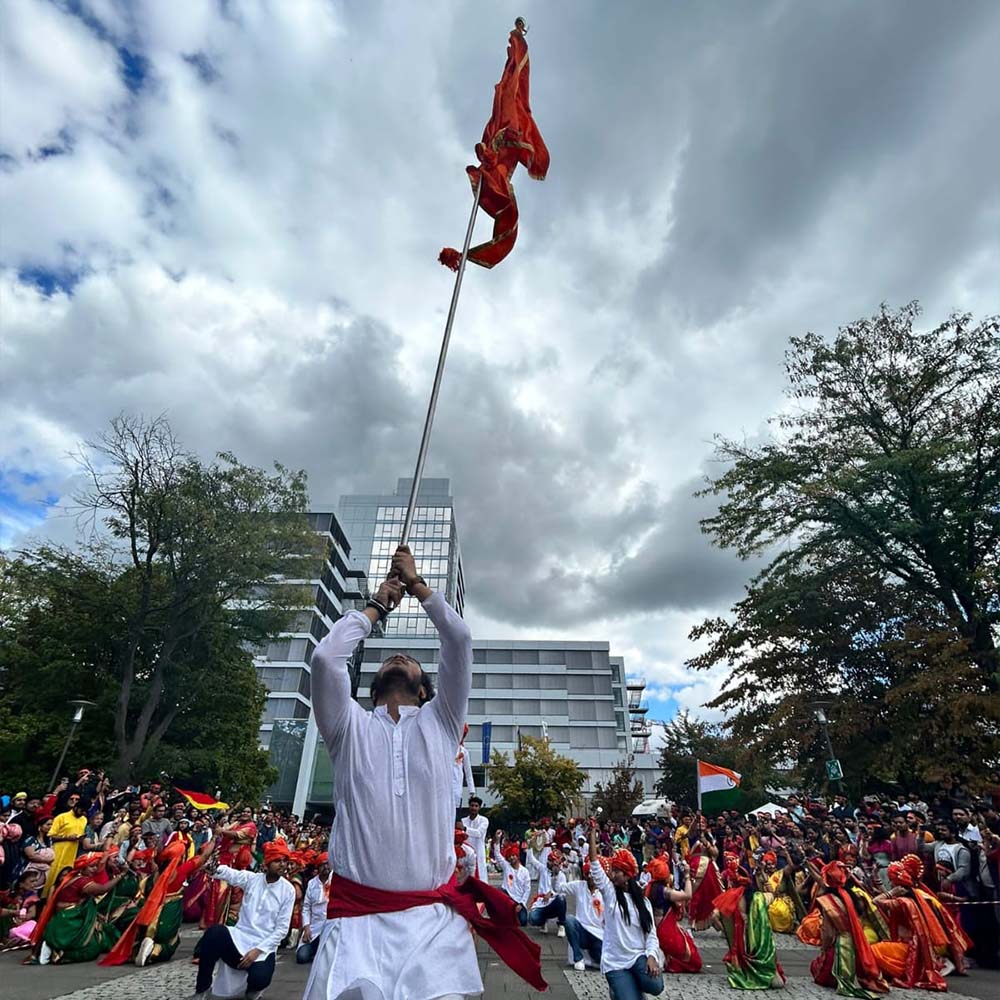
[
  {"xmin": 486, "ymin": 674, "xmax": 512, "ymax": 689},
  {"xmin": 568, "ymin": 700, "xmax": 597, "ymax": 721},
  {"xmin": 512, "ymin": 649, "xmax": 540, "ymax": 665}
]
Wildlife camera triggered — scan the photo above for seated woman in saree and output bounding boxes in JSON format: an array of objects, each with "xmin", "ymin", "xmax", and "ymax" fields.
[
  {"xmin": 26, "ymin": 852, "xmax": 130, "ymax": 965},
  {"xmin": 808, "ymin": 861, "xmax": 889, "ymax": 1000},
  {"xmin": 100, "ymin": 835, "xmax": 215, "ymax": 967},
  {"xmin": 100, "ymin": 834, "xmax": 157, "ymax": 931},
  {"xmin": 871, "ymin": 860, "xmax": 948, "ymax": 991},
  {"xmin": 645, "ymin": 854, "xmax": 702, "ymax": 973},
  {"xmin": 0, "ymin": 869, "xmax": 44, "ymax": 951},
  {"xmin": 713, "ymin": 852, "xmax": 786, "ymax": 990},
  {"xmin": 756, "ymin": 851, "xmax": 805, "ymax": 934},
  {"xmin": 900, "ymin": 854, "xmax": 972, "ymax": 977}
]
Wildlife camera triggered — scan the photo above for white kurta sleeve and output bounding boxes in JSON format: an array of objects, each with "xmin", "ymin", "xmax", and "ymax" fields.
[
  {"xmin": 213, "ymin": 865, "xmax": 253, "ymax": 890},
  {"xmin": 463, "ymin": 744, "xmax": 475, "ymax": 797},
  {"xmin": 310, "ymin": 609, "xmax": 371, "ymax": 748},
  {"xmin": 422, "ymin": 592, "xmax": 471, "ymax": 741}
]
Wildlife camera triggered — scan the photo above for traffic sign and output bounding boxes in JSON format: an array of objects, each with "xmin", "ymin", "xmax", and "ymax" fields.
[{"xmin": 825, "ymin": 758, "xmax": 844, "ymax": 781}]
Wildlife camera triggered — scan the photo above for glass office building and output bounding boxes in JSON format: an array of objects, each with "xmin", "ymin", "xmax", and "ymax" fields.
[{"xmin": 338, "ymin": 478, "xmax": 464, "ymax": 638}]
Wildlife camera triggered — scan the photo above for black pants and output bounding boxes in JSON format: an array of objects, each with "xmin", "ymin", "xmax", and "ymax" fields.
[{"xmin": 195, "ymin": 924, "xmax": 276, "ymax": 994}]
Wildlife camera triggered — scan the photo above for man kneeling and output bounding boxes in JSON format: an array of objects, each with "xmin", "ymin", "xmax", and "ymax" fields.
[{"xmin": 188, "ymin": 841, "xmax": 294, "ymax": 1000}]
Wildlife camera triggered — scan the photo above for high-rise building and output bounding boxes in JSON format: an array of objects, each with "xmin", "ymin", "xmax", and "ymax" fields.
[
  {"xmin": 254, "ymin": 512, "xmax": 372, "ymax": 810},
  {"xmin": 338, "ymin": 478, "xmax": 464, "ymax": 637}
]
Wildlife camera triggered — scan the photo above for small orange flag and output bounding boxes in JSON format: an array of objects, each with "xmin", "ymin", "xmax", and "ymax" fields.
[{"xmin": 440, "ymin": 19, "xmax": 549, "ymax": 271}]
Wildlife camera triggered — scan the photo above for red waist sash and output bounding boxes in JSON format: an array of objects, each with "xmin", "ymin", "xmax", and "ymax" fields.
[{"xmin": 326, "ymin": 872, "xmax": 547, "ymax": 992}]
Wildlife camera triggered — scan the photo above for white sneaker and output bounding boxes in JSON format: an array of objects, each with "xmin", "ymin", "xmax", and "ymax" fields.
[
  {"xmin": 541, "ymin": 922, "xmax": 549, "ymax": 934},
  {"xmin": 136, "ymin": 936, "xmax": 155, "ymax": 967},
  {"xmin": 940, "ymin": 959, "xmax": 955, "ymax": 977},
  {"xmin": 573, "ymin": 960, "xmax": 586, "ymax": 971},
  {"xmin": 557, "ymin": 925, "xmax": 565, "ymax": 938},
  {"xmin": 39, "ymin": 942, "xmax": 52, "ymax": 965}
]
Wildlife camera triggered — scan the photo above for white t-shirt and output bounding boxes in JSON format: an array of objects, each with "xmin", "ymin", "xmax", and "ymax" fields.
[
  {"xmin": 498, "ymin": 857, "xmax": 531, "ymax": 906},
  {"xmin": 561, "ymin": 879, "xmax": 605, "ymax": 939},
  {"xmin": 590, "ymin": 857, "xmax": 658, "ymax": 974}
]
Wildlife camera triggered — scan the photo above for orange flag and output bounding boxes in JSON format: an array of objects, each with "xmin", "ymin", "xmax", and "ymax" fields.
[{"xmin": 439, "ymin": 19, "xmax": 549, "ymax": 271}]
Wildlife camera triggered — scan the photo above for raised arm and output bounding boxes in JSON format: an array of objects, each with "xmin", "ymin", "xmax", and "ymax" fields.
[{"xmin": 391, "ymin": 545, "xmax": 471, "ymax": 739}]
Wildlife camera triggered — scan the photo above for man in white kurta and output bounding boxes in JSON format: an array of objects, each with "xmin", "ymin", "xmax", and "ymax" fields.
[
  {"xmin": 304, "ymin": 548, "xmax": 479, "ymax": 1000},
  {"xmin": 296, "ymin": 853, "xmax": 331, "ymax": 964},
  {"xmin": 190, "ymin": 843, "xmax": 295, "ymax": 999},
  {"xmin": 461, "ymin": 797, "xmax": 489, "ymax": 879}
]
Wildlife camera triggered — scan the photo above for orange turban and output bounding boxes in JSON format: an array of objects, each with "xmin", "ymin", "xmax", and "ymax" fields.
[
  {"xmin": 821, "ymin": 861, "xmax": 849, "ymax": 888},
  {"xmin": 316, "ymin": 852, "xmax": 329, "ymax": 865},
  {"xmin": 502, "ymin": 842, "xmax": 521, "ymax": 861},
  {"xmin": 762, "ymin": 851, "xmax": 777, "ymax": 865},
  {"xmin": 547, "ymin": 849, "xmax": 563, "ymax": 866},
  {"xmin": 901, "ymin": 853, "xmax": 924, "ymax": 883},
  {"xmin": 455, "ymin": 829, "xmax": 469, "ymax": 848},
  {"xmin": 887, "ymin": 861, "xmax": 914, "ymax": 888},
  {"xmin": 610, "ymin": 849, "xmax": 638, "ymax": 878},
  {"xmin": 263, "ymin": 841, "xmax": 292, "ymax": 864},
  {"xmin": 647, "ymin": 856, "xmax": 671, "ymax": 883},
  {"xmin": 73, "ymin": 851, "xmax": 105, "ymax": 871},
  {"xmin": 158, "ymin": 839, "xmax": 186, "ymax": 866}
]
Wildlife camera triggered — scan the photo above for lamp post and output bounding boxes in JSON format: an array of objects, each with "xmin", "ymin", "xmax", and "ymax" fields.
[
  {"xmin": 48, "ymin": 699, "xmax": 97, "ymax": 793},
  {"xmin": 811, "ymin": 701, "xmax": 843, "ymax": 791}
]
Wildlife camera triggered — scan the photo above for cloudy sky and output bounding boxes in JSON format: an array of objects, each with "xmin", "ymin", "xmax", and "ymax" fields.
[{"xmin": 2, "ymin": 0, "xmax": 999, "ymax": 723}]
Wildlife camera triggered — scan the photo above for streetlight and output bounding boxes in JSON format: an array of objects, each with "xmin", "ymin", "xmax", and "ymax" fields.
[
  {"xmin": 48, "ymin": 699, "xmax": 97, "ymax": 793},
  {"xmin": 810, "ymin": 700, "xmax": 843, "ymax": 789}
]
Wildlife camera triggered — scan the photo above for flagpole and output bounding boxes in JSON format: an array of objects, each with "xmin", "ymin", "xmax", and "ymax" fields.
[
  {"xmin": 399, "ymin": 177, "xmax": 483, "ymax": 548},
  {"xmin": 696, "ymin": 758, "xmax": 702, "ymax": 812}
]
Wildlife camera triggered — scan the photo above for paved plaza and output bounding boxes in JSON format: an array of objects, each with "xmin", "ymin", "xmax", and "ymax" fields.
[{"xmin": 1, "ymin": 923, "xmax": 994, "ymax": 1000}]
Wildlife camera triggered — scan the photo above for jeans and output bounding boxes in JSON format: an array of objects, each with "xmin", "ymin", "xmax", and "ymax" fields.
[
  {"xmin": 564, "ymin": 914, "xmax": 603, "ymax": 965},
  {"xmin": 195, "ymin": 925, "xmax": 276, "ymax": 994},
  {"xmin": 296, "ymin": 934, "xmax": 320, "ymax": 964},
  {"xmin": 514, "ymin": 904, "xmax": 528, "ymax": 926},
  {"xmin": 605, "ymin": 954, "xmax": 664, "ymax": 999},
  {"xmin": 528, "ymin": 895, "xmax": 567, "ymax": 928}
]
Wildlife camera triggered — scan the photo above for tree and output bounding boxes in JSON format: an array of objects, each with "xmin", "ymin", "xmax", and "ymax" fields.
[
  {"xmin": 591, "ymin": 755, "xmax": 644, "ymax": 822},
  {"xmin": 0, "ymin": 413, "xmax": 320, "ymax": 789},
  {"xmin": 488, "ymin": 736, "xmax": 586, "ymax": 821},
  {"xmin": 693, "ymin": 304, "xmax": 1000, "ymax": 789}
]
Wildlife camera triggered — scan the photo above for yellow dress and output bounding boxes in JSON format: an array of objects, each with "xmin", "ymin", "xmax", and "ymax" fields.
[
  {"xmin": 45, "ymin": 811, "xmax": 87, "ymax": 895},
  {"xmin": 766, "ymin": 870, "xmax": 796, "ymax": 933}
]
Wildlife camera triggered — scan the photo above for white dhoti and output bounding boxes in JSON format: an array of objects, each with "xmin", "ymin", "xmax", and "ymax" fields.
[{"xmin": 303, "ymin": 907, "xmax": 482, "ymax": 1000}]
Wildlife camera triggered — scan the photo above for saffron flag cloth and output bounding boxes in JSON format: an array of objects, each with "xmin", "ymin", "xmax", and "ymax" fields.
[
  {"xmin": 439, "ymin": 19, "xmax": 549, "ymax": 271},
  {"xmin": 697, "ymin": 760, "xmax": 741, "ymax": 813},
  {"xmin": 174, "ymin": 786, "xmax": 229, "ymax": 811}
]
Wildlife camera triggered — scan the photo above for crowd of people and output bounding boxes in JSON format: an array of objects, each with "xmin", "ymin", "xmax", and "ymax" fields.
[
  {"xmin": 2, "ymin": 767, "xmax": 996, "ymax": 996},
  {"xmin": 1, "ymin": 547, "xmax": 997, "ymax": 999}
]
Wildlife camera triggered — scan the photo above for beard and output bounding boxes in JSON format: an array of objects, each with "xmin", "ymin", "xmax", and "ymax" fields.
[{"xmin": 376, "ymin": 664, "xmax": 423, "ymax": 701}]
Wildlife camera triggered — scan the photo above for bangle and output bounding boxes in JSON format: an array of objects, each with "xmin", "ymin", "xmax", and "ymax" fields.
[{"xmin": 366, "ymin": 599, "xmax": 390, "ymax": 621}]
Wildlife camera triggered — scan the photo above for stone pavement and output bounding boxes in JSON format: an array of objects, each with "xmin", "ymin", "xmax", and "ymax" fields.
[{"xmin": 1, "ymin": 924, "xmax": 995, "ymax": 1000}]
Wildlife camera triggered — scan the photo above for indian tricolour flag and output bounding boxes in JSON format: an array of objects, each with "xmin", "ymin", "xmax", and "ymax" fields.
[{"xmin": 697, "ymin": 760, "xmax": 741, "ymax": 813}]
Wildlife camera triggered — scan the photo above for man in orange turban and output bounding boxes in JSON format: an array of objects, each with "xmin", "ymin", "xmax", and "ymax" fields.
[
  {"xmin": 189, "ymin": 837, "xmax": 294, "ymax": 999},
  {"xmin": 297, "ymin": 850, "xmax": 333, "ymax": 965}
]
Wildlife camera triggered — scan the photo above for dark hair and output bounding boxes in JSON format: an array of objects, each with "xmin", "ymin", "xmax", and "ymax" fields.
[
  {"xmin": 469, "ymin": 796, "xmax": 483, "ymax": 806},
  {"xmin": 614, "ymin": 878, "xmax": 653, "ymax": 936},
  {"xmin": 370, "ymin": 660, "xmax": 435, "ymax": 706}
]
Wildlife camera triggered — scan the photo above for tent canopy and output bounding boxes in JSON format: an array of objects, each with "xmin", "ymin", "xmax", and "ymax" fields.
[
  {"xmin": 632, "ymin": 797, "xmax": 672, "ymax": 817},
  {"xmin": 748, "ymin": 802, "xmax": 787, "ymax": 817}
]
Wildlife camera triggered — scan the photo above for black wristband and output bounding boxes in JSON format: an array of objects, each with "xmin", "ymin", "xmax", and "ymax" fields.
[{"xmin": 366, "ymin": 598, "xmax": 390, "ymax": 621}]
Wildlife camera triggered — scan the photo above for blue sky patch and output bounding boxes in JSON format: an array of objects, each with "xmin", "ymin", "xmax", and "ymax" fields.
[{"xmin": 18, "ymin": 265, "xmax": 83, "ymax": 296}]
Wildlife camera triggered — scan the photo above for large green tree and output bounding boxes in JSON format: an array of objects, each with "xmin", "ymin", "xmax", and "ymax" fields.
[
  {"xmin": 488, "ymin": 735, "xmax": 586, "ymax": 821},
  {"xmin": 0, "ymin": 414, "xmax": 319, "ymax": 792},
  {"xmin": 693, "ymin": 303, "xmax": 1000, "ymax": 789}
]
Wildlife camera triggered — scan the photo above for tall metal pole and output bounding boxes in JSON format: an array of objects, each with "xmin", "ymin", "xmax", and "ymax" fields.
[{"xmin": 400, "ymin": 176, "xmax": 483, "ymax": 547}]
